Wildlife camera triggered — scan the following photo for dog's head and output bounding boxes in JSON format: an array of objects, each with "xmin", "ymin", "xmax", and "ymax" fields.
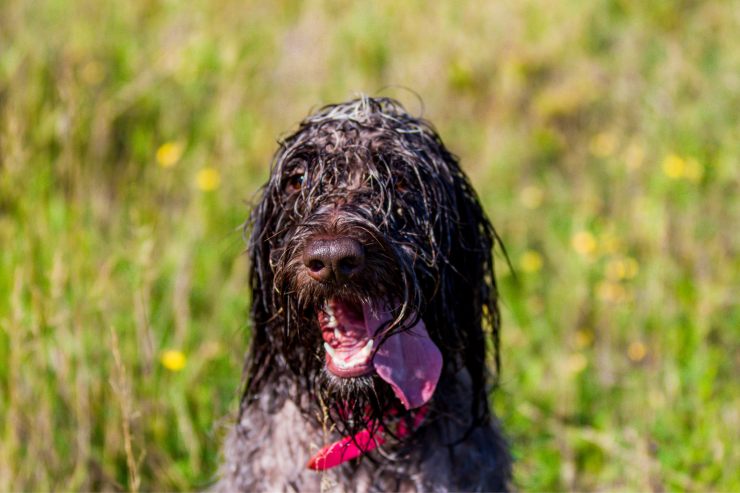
[{"xmin": 243, "ymin": 97, "xmax": 501, "ymax": 432}]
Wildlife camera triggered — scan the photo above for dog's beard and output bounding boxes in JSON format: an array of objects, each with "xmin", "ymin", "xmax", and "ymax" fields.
[
  {"xmin": 317, "ymin": 367, "xmax": 399, "ymax": 437},
  {"xmin": 286, "ymin": 302, "xmax": 408, "ymax": 436}
]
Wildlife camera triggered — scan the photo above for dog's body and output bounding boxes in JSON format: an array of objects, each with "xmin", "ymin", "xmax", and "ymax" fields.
[
  {"xmin": 220, "ymin": 371, "xmax": 509, "ymax": 492},
  {"xmin": 217, "ymin": 97, "xmax": 511, "ymax": 492}
]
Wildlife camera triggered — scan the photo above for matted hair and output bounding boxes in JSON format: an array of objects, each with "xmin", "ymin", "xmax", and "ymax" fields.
[{"xmin": 240, "ymin": 96, "xmax": 503, "ymax": 438}]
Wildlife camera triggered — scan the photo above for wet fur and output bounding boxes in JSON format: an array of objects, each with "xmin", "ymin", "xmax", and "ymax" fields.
[{"xmin": 217, "ymin": 97, "xmax": 512, "ymax": 491}]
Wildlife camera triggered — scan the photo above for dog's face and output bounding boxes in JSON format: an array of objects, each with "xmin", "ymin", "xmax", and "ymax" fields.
[{"xmin": 245, "ymin": 98, "xmax": 499, "ymax": 426}]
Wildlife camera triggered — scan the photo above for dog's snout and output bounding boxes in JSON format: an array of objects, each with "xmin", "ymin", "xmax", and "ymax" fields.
[{"xmin": 302, "ymin": 237, "xmax": 365, "ymax": 283}]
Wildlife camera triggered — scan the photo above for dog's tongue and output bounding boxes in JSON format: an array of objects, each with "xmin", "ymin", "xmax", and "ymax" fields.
[{"xmin": 363, "ymin": 303, "xmax": 442, "ymax": 410}]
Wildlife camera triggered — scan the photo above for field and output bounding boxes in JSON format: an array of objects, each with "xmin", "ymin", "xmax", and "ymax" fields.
[{"xmin": 1, "ymin": 0, "xmax": 738, "ymax": 490}]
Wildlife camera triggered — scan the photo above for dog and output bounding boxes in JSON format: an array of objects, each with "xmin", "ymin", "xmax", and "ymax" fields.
[{"xmin": 217, "ymin": 96, "xmax": 511, "ymax": 492}]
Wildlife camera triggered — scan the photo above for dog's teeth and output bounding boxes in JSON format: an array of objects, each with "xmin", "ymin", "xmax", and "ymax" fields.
[
  {"xmin": 326, "ymin": 316, "xmax": 338, "ymax": 328},
  {"xmin": 326, "ymin": 339, "xmax": 374, "ymax": 370},
  {"xmin": 342, "ymin": 339, "xmax": 375, "ymax": 367},
  {"xmin": 357, "ymin": 339, "xmax": 373, "ymax": 359},
  {"xmin": 323, "ymin": 343, "xmax": 336, "ymax": 359},
  {"xmin": 334, "ymin": 328, "xmax": 341, "ymax": 339}
]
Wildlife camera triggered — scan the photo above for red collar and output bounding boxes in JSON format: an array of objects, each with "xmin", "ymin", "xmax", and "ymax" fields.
[{"xmin": 307, "ymin": 405, "xmax": 429, "ymax": 471}]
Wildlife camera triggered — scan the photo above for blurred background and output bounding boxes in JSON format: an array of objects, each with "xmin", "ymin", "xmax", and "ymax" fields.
[{"xmin": 1, "ymin": 0, "xmax": 738, "ymax": 490}]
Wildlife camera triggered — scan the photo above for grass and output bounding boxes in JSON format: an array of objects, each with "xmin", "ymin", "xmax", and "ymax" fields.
[{"xmin": 1, "ymin": 0, "xmax": 738, "ymax": 490}]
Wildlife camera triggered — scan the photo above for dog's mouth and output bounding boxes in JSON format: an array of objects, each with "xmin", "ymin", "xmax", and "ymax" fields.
[
  {"xmin": 319, "ymin": 298, "xmax": 378, "ymax": 378},
  {"xmin": 317, "ymin": 297, "xmax": 444, "ymax": 410}
]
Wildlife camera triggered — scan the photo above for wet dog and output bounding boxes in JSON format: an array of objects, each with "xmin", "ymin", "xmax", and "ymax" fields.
[{"xmin": 217, "ymin": 97, "xmax": 511, "ymax": 492}]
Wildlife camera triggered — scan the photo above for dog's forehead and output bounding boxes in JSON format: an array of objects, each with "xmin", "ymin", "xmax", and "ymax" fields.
[
  {"xmin": 265, "ymin": 100, "xmax": 464, "ymax": 202},
  {"xmin": 278, "ymin": 129, "xmax": 431, "ymax": 177}
]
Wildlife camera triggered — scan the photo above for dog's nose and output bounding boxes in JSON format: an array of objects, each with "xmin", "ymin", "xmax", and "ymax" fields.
[{"xmin": 302, "ymin": 237, "xmax": 365, "ymax": 283}]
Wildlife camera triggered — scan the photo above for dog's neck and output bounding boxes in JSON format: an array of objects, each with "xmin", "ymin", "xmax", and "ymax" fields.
[{"xmin": 307, "ymin": 404, "xmax": 429, "ymax": 470}]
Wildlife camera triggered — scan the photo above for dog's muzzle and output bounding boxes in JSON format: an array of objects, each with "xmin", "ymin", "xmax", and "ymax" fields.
[{"xmin": 298, "ymin": 234, "xmax": 443, "ymax": 410}]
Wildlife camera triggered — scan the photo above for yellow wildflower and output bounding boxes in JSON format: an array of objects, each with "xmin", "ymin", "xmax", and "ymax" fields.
[
  {"xmin": 520, "ymin": 185, "xmax": 544, "ymax": 209},
  {"xmin": 662, "ymin": 154, "xmax": 685, "ymax": 179},
  {"xmin": 572, "ymin": 231, "xmax": 597, "ymax": 257},
  {"xmin": 160, "ymin": 349, "xmax": 187, "ymax": 372},
  {"xmin": 566, "ymin": 353, "xmax": 588, "ymax": 374},
  {"xmin": 156, "ymin": 141, "xmax": 185, "ymax": 168},
  {"xmin": 519, "ymin": 250, "xmax": 544, "ymax": 273},
  {"xmin": 627, "ymin": 341, "xmax": 647, "ymax": 362},
  {"xmin": 197, "ymin": 167, "xmax": 221, "ymax": 191},
  {"xmin": 590, "ymin": 132, "xmax": 618, "ymax": 158},
  {"xmin": 605, "ymin": 256, "xmax": 639, "ymax": 281},
  {"xmin": 575, "ymin": 328, "xmax": 594, "ymax": 348}
]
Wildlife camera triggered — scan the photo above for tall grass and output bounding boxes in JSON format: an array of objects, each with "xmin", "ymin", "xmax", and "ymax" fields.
[{"xmin": 1, "ymin": 0, "xmax": 738, "ymax": 490}]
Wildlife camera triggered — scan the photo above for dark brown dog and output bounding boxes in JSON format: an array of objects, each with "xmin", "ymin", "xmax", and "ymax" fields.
[{"xmin": 217, "ymin": 97, "xmax": 511, "ymax": 492}]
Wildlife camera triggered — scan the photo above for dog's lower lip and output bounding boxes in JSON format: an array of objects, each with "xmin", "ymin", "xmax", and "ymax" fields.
[{"xmin": 325, "ymin": 353, "xmax": 374, "ymax": 377}]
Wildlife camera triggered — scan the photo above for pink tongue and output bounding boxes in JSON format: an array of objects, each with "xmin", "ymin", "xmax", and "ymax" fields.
[{"xmin": 363, "ymin": 303, "xmax": 442, "ymax": 410}]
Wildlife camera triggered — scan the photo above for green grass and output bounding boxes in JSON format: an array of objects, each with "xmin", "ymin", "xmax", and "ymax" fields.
[{"xmin": 1, "ymin": 0, "xmax": 738, "ymax": 490}]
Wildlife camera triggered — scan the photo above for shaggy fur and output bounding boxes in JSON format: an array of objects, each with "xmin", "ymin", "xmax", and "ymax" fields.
[{"xmin": 217, "ymin": 97, "xmax": 511, "ymax": 492}]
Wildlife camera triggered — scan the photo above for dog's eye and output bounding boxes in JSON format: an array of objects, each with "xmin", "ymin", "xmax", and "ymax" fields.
[
  {"xmin": 395, "ymin": 176, "xmax": 408, "ymax": 193},
  {"xmin": 285, "ymin": 172, "xmax": 305, "ymax": 193}
]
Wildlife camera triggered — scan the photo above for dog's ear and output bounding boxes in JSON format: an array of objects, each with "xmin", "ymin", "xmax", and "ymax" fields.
[
  {"xmin": 240, "ymin": 182, "xmax": 280, "ymax": 403},
  {"xmin": 433, "ymin": 159, "xmax": 500, "ymax": 423},
  {"xmin": 248, "ymin": 193, "xmax": 274, "ymax": 322}
]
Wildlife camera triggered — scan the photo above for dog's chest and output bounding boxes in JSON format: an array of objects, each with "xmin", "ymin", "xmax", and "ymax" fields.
[{"xmin": 221, "ymin": 399, "xmax": 432, "ymax": 492}]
